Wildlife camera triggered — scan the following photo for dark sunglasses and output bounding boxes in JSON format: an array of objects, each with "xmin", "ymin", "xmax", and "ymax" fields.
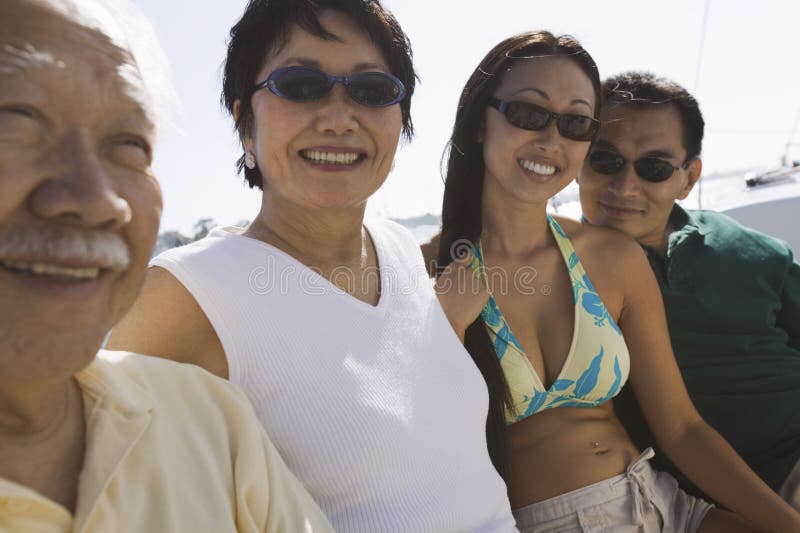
[
  {"xmin": 588, "ymin": 150, "xmax": 690, "ymax": 183},
  {"xmin": 488, "ymin": 97, "xmax": 599, "ymax": 142},
  {"xmin": 255, "ymin": 66, "xmax": 406, "ymax": 107}
]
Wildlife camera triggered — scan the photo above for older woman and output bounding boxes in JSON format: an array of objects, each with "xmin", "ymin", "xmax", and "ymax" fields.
[
  {"xmin": 108, "ymin": 0, "xmax": 515, "ymax": 531},
  {"xmin": 435, "ymin": 31, "xmax": 800, "ymax": 532}
]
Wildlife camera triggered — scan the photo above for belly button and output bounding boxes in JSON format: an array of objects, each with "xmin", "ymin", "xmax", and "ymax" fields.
[{"xmin": 591, "ymin": 441, "xmax": 610, "ymax": 455}]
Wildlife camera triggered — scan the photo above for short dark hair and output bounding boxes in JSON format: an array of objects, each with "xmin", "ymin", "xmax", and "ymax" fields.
[
  {"xmin": 221, "ymin": 0, "xmax": 415, "ymax": 189},
  {"xmin": 436, "ymin": 31, "xmax": 601, "ymax": 482},
  {"xmin": 602, "ymin": 71, "xmax": 705, "ymax": 162}
]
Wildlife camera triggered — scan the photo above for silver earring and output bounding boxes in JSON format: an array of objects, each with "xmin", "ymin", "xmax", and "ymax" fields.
[{"xmin": 244, "ymin": 151, "xmax": 256, "ymax": 169}]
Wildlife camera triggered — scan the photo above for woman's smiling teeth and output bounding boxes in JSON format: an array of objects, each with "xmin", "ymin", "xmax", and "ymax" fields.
[
  {"xmin": 519, "ymin": 158, "xmax": 557, "ymax": 176},
  {"xmin": 300, "ymin": 149, "xmax": 362, "ymax": 165}
]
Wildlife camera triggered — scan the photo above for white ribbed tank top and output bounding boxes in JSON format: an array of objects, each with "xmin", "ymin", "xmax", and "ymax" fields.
[{"xmin": 152, "ymin": 219, "xmax": 516, "ymax": 533}]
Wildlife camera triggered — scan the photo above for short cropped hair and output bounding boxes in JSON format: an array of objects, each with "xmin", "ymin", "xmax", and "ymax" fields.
[
  {"xmin": 602, "ymin": 71, "xmax": 705, "ymax": 162},
  {"xmin": 221, "ymin": 0, "xmax": 416, "ymax": 190}
]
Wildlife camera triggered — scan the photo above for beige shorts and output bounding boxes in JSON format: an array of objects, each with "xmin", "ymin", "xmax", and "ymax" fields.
[
  {"xmin": 512, "ymin": 448, "xmax": 713, "ymax": 532},
  {"xmin": 780, "ymin": 456, "xmax": 800, "ymax": 511}
]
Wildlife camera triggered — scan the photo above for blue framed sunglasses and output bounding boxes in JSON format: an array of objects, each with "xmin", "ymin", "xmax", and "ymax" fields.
[{"xmin": 255, "ymin": 66, "xmax": 406, "ymax": 107}]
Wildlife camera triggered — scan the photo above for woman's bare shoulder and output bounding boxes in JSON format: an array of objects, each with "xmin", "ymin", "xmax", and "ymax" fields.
[
  {"xmin": 552, "ymin": 215, "xmax": 651, "ymax": 312},
  {"xmin": 551, "ymin": 215, "xmax": 642, "ymax": 261},
  {"xmin": 107, "ymin": 266, "xmax": 228, "ymax": 378}
]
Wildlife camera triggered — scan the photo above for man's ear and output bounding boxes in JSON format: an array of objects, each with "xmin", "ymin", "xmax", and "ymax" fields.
[{"xmin": 677, "ymin": 158, "xmax": 702, "ymax": 200}]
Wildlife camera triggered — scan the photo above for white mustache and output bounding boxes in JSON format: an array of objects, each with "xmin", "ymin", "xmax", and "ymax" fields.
[{"xmin": 0, "ymin": 224, "xmax": 131, "ymax": 270}]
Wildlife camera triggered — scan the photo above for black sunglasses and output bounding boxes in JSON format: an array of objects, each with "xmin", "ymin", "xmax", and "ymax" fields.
[
  {"xmin": 255, "ymin": 66, "xmax": 406, "ymax": 108},
  {"xmin": 487, "ymin": 97, "xmax": 599, "ymax": 142},
  {"xmin": 588, "ymin": 150, "xmax": 690, "ymax": 183}
]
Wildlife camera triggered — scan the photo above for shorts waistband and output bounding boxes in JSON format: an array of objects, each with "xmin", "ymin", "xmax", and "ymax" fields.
[{"xmin": 512, "ymin": 447, "xmax": 656, "ymax": 524}]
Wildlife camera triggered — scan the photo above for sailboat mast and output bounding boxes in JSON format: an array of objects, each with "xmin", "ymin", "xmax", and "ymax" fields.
[
  {"xmin": 784, "ymin": 109, "xmax": 800, "ymax": 166},
  {"xmin": 693, "ymin": 0, "xmax": 712, "ymax": 208}
]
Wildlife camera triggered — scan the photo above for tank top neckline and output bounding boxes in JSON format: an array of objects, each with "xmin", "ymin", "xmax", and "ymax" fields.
[{"xmin": 212, "ymin": 219, "xmax": 389, "ymax": 314}]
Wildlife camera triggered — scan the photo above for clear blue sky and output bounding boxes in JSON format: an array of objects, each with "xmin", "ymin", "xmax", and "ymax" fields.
[{"xmin": 133, "ymin": 0, "xmax": 800, "ymax": 234}]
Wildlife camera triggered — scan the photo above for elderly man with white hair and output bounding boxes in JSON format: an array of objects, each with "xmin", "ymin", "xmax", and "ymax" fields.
[{"xmin": 0, "ymin": 1, "xmax": 332, "ymax": 531}]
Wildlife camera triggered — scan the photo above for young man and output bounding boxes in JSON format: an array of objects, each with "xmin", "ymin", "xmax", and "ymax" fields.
[
  {"xmin": 0, "ymin": 1, "xmax": 332, "ymax": 530},
  {"xmin": 578, "ymin": 71, "xmax": 800, "ymax": 509}
]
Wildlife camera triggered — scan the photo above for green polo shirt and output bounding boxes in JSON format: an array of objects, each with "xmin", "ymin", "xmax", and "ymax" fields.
[{"xmin": 615, "ymin": 205, "xmax": 800, "ymax": 493}]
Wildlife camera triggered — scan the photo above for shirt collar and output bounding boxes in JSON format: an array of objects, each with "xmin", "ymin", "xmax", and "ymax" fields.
[
  {"xmin": 0, "ymin": 351, "xmax": 155, "ymax": 530},
  {"xmin": 72, "ymin": 352, "xmax": 155, "ymax": 530},
  {"xmin": 74, "ymin": 351, "xmax": 155, "ymax": 416},
  {"xmin": 664, "ymin": 204, "xmax": 708, "ymax": 259}
]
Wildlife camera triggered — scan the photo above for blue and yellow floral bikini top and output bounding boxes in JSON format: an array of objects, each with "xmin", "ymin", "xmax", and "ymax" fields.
[{"xmin": 470, "ymin": 215, "xmax": 630, "ymax": 425}]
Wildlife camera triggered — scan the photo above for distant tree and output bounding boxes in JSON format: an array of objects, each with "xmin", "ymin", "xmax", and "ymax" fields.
[
  {"xmin": 192, "ymin": 218, "xmax": 217, "ymax": 241},
  {"xmin": 152, "ymin": 230, "xmax": 192, "ymax": 257}
]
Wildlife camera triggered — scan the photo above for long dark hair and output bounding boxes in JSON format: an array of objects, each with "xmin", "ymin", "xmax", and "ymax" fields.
[{"xmin": 437, "ymin": 31, "xmax": 601, "ymax": 482}]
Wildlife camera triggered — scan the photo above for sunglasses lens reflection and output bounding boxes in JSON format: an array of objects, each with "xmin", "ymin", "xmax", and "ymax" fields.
[
  {"xmin": 268, "ymin": 67, "xmax": 404, "ymax": 107},
  {"xmin": 348, "ymin": 72, "xmax": 403, "ymax": 107},
  {"xmin": 589, "ymin": 150, "xmax": 678, "ymax": 183},
  {"xmin": 504, "ymin": 101, "xmax": 596, "ymax": 141},
  {"xmin": 559, "ymin": 114, "xmax": 597, "ymax": 141},
  {"xmin": 589, "ymin": 150, "xmax": 625, "ymax": 174},
  {"xmin": 272, "ymin": 69, "xmax": 330, "ymax": 101},
  {"xmin": 506, "ymin": 102, "xmax": 550, "ymax": 130},
  {"xmin": 634, "ymin": 158, "xmax": 675, "ymax": 182}
]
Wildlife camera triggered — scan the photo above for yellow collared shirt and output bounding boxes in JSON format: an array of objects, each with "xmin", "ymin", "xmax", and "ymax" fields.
[{"xmin": 0, "ymin": 351, "xmax": 333, "ymax": 533}]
